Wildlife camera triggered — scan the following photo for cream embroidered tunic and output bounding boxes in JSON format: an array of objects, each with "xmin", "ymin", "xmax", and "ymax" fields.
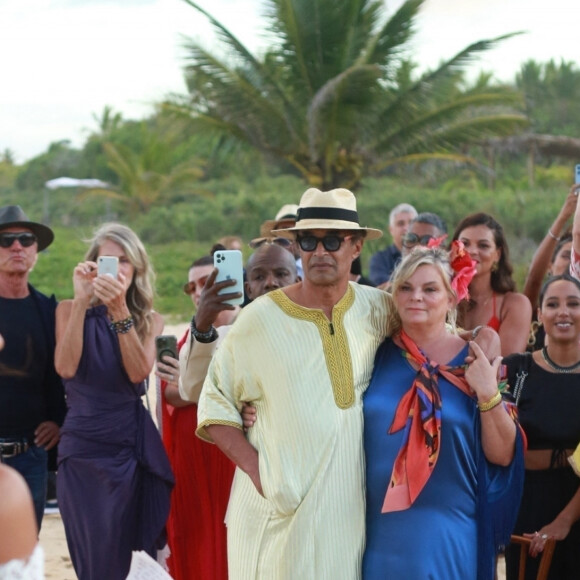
[{"xmin": 197, "ymin": 283, "xmax": 392, "ymax": 580}]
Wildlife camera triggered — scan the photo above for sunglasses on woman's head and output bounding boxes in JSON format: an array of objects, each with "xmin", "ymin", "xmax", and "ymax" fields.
[
  {"xmin": 402, "ymin": 233, "xmax": 435, "ymax": 249},
  {"xmin": 249, "ymin": 237, "xmax": 292, "ymax": 249},
  {"xmin": 296, "ymin": 234, "xmax": 352, "ymax": 252},
  {"xmin": 183, "ymin": 276, "xmax": 210, "ymax": 295},
  {"xmin": 0, "ymin": 232, "xmax": 38, "ymax": 248}
]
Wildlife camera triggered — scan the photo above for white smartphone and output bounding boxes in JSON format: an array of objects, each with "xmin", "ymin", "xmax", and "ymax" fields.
[
  {"xmin": 97, "ymin": 256, "xmax": 119, "ymax": 278},
  {"xmin": 213, "ymin": 249, "xmax": 244, "ymax": 305},
  {"xmin": 575, "ymin": 164, "xmax": 580, "ymax": 185}
]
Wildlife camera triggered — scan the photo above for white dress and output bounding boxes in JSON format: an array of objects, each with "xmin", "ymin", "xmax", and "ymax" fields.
[{"xmin": 0, "ymin": 545, "xmax": 44, "ymax": 580}]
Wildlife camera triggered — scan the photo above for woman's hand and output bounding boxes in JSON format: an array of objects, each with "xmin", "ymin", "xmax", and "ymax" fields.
[
  {"xmin": 72, "ymin": 261, "xmax": 97, "ymax": 303},
  {"xmin": 155, "ymin": 355, "xmax": 180, "ymax": 385},
  {"xmin": 92, "ymin": 270, "xmax": 128, "ymax": 318},
  {"xmin": 465, "ymin": 341, "xmax": 502, "ymax": 400}
]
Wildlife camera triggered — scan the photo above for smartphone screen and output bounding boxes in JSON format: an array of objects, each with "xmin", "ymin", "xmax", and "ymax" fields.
[{"xmin": 575, "ymin": 164, "xmax": 580, "ymax": 185}]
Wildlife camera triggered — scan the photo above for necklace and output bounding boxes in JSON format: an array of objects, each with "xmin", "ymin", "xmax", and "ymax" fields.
[{"xmin": 541, "ymin": 347, "xmax": 580, "ymax": 373}]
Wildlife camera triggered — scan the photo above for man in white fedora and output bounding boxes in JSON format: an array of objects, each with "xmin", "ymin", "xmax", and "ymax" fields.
[{"xmin": 197, "ymin": 187, "xmax": 393, "ymax": 579}]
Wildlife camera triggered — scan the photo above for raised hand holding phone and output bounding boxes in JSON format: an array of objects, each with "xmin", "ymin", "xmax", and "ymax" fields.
[{"xmin": 213, "ymin": 250, "xmax": 244, "ymax": 306}]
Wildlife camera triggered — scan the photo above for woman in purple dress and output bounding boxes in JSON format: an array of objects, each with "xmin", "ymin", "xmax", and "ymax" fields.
[{"xmin": 54, "ymin": 223, "xmax": 174, "ymax": 580}]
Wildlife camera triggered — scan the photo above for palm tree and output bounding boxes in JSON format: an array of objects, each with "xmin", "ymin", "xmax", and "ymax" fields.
[
  {"xmin": 175, "ymin": 0, "xmax": 527, "ymax": 190},
  {"xmin": 81, "ymin": 141, "xmax": 208, "ymax": 217}
]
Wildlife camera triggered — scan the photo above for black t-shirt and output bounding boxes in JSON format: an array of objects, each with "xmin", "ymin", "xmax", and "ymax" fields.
[{"xmin": 0, "ymin": 295, "xmax": 51, "ymax": 438}]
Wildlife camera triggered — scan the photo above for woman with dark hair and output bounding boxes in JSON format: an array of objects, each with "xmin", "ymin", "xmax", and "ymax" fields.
[
  {"xmin": 504, "ymin": 274, "xmax": 580, "ymax": 580},
  {"xmin": 452, "ymin": 212, "xmax": 532, "ymax": 356}
]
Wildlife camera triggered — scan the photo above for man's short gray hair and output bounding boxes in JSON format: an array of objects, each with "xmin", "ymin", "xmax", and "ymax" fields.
[{"xmin": 389, "ymin": 203, "xmax": 418, "ymax": 227}]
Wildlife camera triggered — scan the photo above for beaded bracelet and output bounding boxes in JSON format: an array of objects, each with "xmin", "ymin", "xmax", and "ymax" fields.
[
  {"xmin": 190, "ymin": 318, "xmax": 218, "ymax": 343},
  {"xmin": 110, "ymin": 315, "xmax": 134, "ymax": 334},
  {"xmin": 477, "ymin": 391, "xmax": 502, "ymax": 412},
  {"xmin": 548, "ymin": 229, "xmax": 561, "ymax": 242}
]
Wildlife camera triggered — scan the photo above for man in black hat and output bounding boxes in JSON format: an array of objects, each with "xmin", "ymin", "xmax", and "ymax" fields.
[{"xmin": 0, "ymin": 205, "xmax": 66, "ymax": 529}]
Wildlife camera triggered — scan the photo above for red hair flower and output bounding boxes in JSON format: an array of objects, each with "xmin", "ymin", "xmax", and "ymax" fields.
[{"xmin": 449, "ymin": 240, "xmax": 477, "ymax": 302}]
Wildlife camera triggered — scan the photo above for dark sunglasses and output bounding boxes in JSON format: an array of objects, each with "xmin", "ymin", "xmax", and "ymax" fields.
[
  {"xmin": 249, "ymin": 237, "xmax": 292, "ymax": 249},
  {"xmin": 296, "ymin": 234, "xmax": 352, "ymax": 252},
  {"xmin": 0, "ymin": 232, "xmax": 38, "ymax": 248},
  {"xmin": 183, "ymin": 275, "xmax": 209, "ymax": 295},
  {"xmin": 402, "ymin": 233, "xmax": 435, "ymax": 249}
]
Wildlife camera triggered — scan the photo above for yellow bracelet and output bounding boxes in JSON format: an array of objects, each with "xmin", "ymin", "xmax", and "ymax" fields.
[{"xmin": 478, "ymin": 391, "xmax": 502, "ymax": 412}]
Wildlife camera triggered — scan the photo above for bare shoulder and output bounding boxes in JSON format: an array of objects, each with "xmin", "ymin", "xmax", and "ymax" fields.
[
  {"xmin": 0, "ymin": 465, "xmax": 37, "ymax": 563},
  {"xmin": 503, "ymin": 291, "xmax": 532, "ymax": 312}
]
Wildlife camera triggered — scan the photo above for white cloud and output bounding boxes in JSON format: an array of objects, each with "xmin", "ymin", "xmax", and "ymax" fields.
[{"xmin": 1, "ymin": 0, "xmax": 578, "ymax": 163}]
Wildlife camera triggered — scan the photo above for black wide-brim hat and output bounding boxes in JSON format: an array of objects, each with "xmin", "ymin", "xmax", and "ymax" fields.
[{"xmin": 0, "ymin": 205, "xmax": 54, "ymax": 251}]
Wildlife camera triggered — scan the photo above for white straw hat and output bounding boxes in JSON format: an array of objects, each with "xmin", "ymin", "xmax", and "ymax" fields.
[{"xmin": 272, "ymin": 188, "xmax": 382, "ymax": 240}]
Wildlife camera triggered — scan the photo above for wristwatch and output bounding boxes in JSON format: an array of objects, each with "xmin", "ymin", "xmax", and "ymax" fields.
[{"xmin": 190, "ymin": 318, "xmax": 218, "ymax": 343}]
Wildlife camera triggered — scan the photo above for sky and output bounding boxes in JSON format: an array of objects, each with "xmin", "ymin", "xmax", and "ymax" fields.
[{"xmin": 1, "ymin": 0, "xmax": 579, "ymax": 163}]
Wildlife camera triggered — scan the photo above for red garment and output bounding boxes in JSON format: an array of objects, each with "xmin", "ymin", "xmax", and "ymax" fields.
[
  {"xmin": 486, "ymin": 293, "xmax": 501, "ymax": 331},
  {"xmin": 161, "ymin": 330, "xmax": 235, "ymax": 580}
]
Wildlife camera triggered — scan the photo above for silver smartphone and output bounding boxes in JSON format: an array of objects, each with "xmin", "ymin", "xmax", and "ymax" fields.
[
  {"xmin": 97, "ymin": 256, "xmax": 119, "ymax": 278},
  {"xmin": 213, "ymin": 249, "xmax": 244, "ymax": 306}
]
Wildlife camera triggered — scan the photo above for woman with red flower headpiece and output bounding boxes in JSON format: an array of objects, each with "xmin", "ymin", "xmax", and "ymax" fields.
[
  {"xmin": 452, "ymin": 212, "xmax": 532, "ymax": 357},
  {"xmin": 363, "ymin": 246, "xmax": 525, "ymax": 580}
]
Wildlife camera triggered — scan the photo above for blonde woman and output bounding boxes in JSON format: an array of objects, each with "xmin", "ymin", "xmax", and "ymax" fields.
[{"xmin": 54, "ymin": 223, "xmax": 173, "ymax": 580}]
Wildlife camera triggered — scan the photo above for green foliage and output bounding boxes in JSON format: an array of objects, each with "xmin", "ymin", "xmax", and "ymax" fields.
[
  {"xmin": 517, "ymin": 59, "xmax": 580, "ymax": 136},
  {"xmin": 23, "ymin": 171, "xmax": 575, "ymax": 321}
]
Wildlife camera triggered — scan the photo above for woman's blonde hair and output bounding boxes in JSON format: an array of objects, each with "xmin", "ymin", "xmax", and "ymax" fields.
[
  {"xmin": 388, "ymin": 246, "xmax": 458, "ymax": 334},
  {"xmin": 85, "ymin": 223, "xmax": 155, "ymax": 342}
]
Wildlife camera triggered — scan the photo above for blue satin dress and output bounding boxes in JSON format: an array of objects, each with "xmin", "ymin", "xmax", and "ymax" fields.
[{"xmin": 363, "ymin": 339, "xmax": 481, "ymax": 579}]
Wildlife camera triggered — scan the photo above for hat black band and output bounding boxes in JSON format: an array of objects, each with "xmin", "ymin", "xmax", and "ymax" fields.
[{"xmin": 296, "ymin": 207, "xmax": 359, "ymax": 224}]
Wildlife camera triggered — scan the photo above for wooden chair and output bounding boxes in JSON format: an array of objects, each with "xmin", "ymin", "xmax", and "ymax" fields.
[{"xmin": 509, "ymin": 534, "xmax": 556, "ymax": 580}]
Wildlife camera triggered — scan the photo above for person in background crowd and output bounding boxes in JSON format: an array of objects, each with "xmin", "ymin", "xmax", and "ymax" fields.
[
  {"xmin": 523, "ymin": 185, "xmax": 578, "ymax": 349},
  {"xmin": 0, "ymin": 205, "xmax": 65, "ymax": 529},
  {"xmin": 400, "ymin": 212, "xmax": 447, "ymax": 258},
  {"xmin": 217, "ymin": 235, "xmax": 243, "ymax": 251},
  {"xmin": 452, "ymin": 212, "xmax": 532, "ymax": 357},
  {"xmin": 504, "ymin": 274, "xmax": 580, "ymax": 580},
  {"xmin": 349, "ymin": 256, "xmax": 375, "ymax": 286},
  {"xmin": 55, "ymin": 223, "xmax": 173, "ymax": 580},
  {"xmin": 369, "ymin": 202, "xmax": 417, "ymax": 286},
  {"xmin": 156, "ymin": 242, "xmax": 299, "ymax": 580}
]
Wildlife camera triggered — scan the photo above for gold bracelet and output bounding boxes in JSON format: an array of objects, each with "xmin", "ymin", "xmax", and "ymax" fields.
[{"xmin": 478, "ymin": 391, "xmax": 502, "ymax": 412}]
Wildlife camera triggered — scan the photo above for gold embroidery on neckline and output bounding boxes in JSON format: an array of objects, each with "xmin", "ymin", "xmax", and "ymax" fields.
[{"xmin": 269, "ymin": 287, "xmax": 356, "ymax": 409}]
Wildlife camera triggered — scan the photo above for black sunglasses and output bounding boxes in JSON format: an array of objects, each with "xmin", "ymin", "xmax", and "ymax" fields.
[
  {"xmin": 296, "ymin": 234, "xmax": 352, "ymax": 252},
  {"xmin": 402, "ymin": 233, "xmax": 435, "ymax": 249},
  {"xmin": 0, "ymin": 232, "xmax": 38, "ymax": 248}
]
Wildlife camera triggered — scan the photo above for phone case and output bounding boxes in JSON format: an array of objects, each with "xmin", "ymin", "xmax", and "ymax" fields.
[
  {"xmin": 97, "ymin": 256, "xmax": 118, "ymax": 278},
  {"xmin": 155, "ymin": 335, "xmax": 178, "ymax": 362},
  {"xmin": 214, "ymin": 250, "xmax": 244, "ymax": 305},
  {"xmin": 575, "ymin": 164, "xmax": 580, "ymax": 185}
]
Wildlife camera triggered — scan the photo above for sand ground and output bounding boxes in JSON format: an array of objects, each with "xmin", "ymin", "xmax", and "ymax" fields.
[{"xmin": 38, "ymin": 322, "xmax": 507, "ymax": 580}]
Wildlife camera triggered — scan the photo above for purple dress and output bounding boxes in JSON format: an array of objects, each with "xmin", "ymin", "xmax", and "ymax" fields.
[{"xmin": 57, "ymin": 305, "xmax": 174, "ymax": 580}]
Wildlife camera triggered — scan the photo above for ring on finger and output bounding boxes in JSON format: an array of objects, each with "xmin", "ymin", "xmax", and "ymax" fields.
[{"xmin": 541, "ymin": 533, "xmax": 548, "ymax": 540}]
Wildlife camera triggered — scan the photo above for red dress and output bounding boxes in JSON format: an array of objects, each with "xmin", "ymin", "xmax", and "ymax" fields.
[{"xmin": 160, "ymin": 330, "xmax": 235, "ymax": 580}]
